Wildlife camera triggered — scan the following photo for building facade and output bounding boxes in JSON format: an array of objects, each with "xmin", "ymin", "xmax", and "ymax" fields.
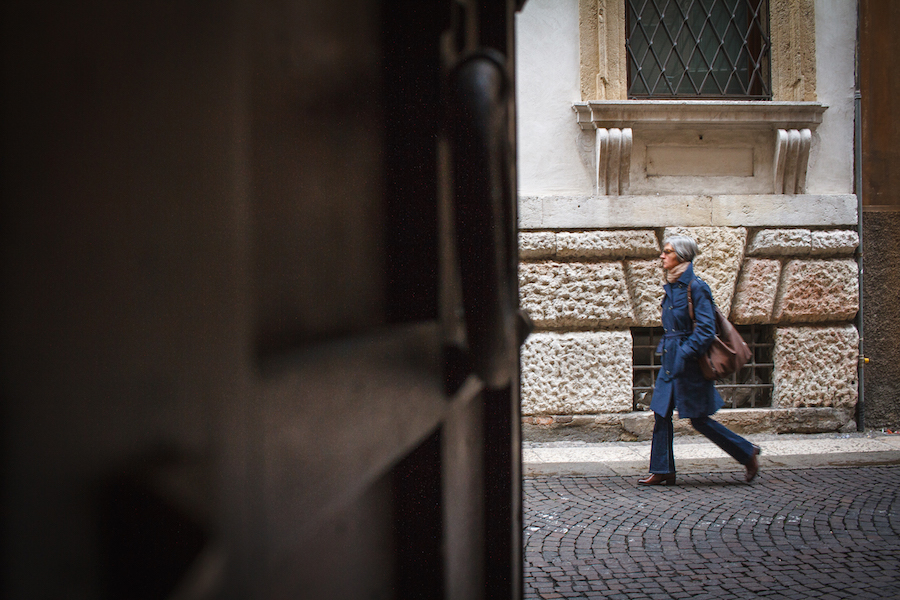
[{"xmin": 515, "ymin": 0, "xmax": 870, "ymax": 440}]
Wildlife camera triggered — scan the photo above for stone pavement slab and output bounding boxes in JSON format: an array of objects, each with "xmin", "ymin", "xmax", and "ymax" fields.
[{"xmin": 524, "ymin": 432, "xmax": 900, "ymax": 477}]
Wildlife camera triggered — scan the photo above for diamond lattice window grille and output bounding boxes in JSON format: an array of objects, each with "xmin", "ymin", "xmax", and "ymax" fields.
[{"xmin": 626, "ymin": 0, "xmax": 771, "ymax": 99}]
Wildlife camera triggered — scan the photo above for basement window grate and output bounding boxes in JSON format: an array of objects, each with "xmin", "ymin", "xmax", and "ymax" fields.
[
  {"xmin": 632, "ymin": 324, "xmax": 773, "ymax": 411},
  {"xmin": 626, "ymin": 0, "xmax": 771, "ymax": 99}
]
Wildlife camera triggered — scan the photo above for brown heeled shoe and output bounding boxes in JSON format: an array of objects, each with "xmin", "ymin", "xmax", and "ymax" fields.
[
  {"xmin": 638, "ymin": 473, "xmax": 676, "ymax": 486},
  {"xmin": 745, "ymin": 445, "xmax": 761, "ymax": 482}
]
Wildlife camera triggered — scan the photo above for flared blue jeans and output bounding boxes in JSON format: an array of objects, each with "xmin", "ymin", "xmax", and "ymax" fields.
[{"xmin": 649, "ymin": 400, "xmax": 756, "ymax": 474}]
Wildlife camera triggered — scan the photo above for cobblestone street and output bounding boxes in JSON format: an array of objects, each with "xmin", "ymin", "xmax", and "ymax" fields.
[{"xmin": 524, "ymin": 466, "xmax": 900, "ymax": 599}]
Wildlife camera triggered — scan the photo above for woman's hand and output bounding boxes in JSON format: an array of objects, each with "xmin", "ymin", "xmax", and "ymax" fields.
[{"xmin": 672, "ymin": 344, "xmax": 688, "ymax": 377}]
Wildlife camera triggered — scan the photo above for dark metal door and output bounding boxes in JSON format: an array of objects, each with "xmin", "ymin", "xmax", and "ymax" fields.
[{"xmin": 2, "ymin": 1, "xmax": 527, "ymax": 599}]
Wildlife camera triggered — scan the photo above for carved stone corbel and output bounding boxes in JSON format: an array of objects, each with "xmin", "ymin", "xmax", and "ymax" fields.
[
  {"xmin": 774, "ymin": 128, "xmax": 812, "ymax": 194},
  {"xmin": 595, "ymin": 127, "xmax": 632, "ymax": 196}
]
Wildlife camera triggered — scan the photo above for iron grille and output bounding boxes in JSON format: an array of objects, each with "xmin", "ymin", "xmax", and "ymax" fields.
[
  {"xmin": 632, "ymin": 324, "xmax": 773, "ymax": 411},
  {"xmin": 626, "ymin": 0, "xmax": 771, "ymax": 99}
]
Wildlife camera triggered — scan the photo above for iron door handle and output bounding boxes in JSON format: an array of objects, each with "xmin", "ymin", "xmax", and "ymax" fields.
[{"xmin": 449, "ymin": 51, "xmax": 530, "ymax": 389}]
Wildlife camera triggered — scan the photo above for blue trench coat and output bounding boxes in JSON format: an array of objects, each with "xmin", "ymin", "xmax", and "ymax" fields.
[{"xmin": 650, "ymin": 263, "xmax": 725, "ymax": 419}]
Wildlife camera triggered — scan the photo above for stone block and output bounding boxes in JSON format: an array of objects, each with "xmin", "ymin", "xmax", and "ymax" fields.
[
  {"xmin": 620, "ymin": 412, "xmax": 654, "ymax": 440},
  {"xmin": 770, "ymin": 407, "xmax": 855, "ymax": 434},
  {"xmin": 810, "ymin": 229, "xmax": 859, "ymax": 256},
  {"xmin": 711, "ymin": 195, "xmax": 857, "ymax": 227},
  {"xmin": 625, "ymin": 259, "xmax": 664, "ymax": 327},
  {"xmin": 522, "ymin": 414, "xmax": 631, "ymax": 443},
  {"xmin": 518, "ymin": 261, "xmax": 634, "ymax": 328},
  {"xmin": 747, "ymin": 228, "xmax": 811, "ymax": 255},
  {"xmin": 731, "ymin": 259, "xmax": 781, "ymax": 324},
  {"xmin": 521, "ymin": 331, "xmax": 633, "ymax": 415},
  {"xmin": 662, "ymin": 226, "xmax": 746, "ymax": 316},
  {"xmin": 773, "ymin": 259, "xmax": 859, "ymax": 322},
  {"xmin": 691, "ymin": 407, "xmax": 852, "ymax": 435},
  {"xmin": 519, "ymin": 232, "xmax": 557, "ymax": 259},
  {"xmin": 522, "ymin": 194, "xmax": 858, "ymax": 229},
  {"xmin": 773, "ymin": 325, "xmax": 859, "ymax": 410},
  {"xmin": 518, "ymin": 195, "xmax": 544, "ymax": 229},
  {"xmin": 522, "ymin": 407, "xmax": 856, "ymax": 442},
  {"xmin": 556, "ymin": 230, "xmax": 659, "ymax": 259}
]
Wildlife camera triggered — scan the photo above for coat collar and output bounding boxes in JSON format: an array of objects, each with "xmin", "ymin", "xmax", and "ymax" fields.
[
  {"xmin": 666, "ymin": 262, "xmax": 695, "ymax": 288},
  {"xmin": 677, "ymin": 262, "xmax": 695, "ymax": 285}
]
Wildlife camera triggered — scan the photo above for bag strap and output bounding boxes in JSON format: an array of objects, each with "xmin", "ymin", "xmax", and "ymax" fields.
[
  {"xmin": 686, "ymin": 279, "xmax": 695, "ymax": 321},
  {"xmin": 687, "ymin": 277, "xmax": 722, "ymax": 336}
]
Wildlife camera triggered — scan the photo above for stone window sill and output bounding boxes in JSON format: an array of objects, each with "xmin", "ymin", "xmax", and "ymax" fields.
[
  {"xmin": 572, "ymin": 101, "xmax": 829, "ymax": 196},
  {"xmin": 573, "ymin": 100, "xmax": 827, "ymax": 131}
]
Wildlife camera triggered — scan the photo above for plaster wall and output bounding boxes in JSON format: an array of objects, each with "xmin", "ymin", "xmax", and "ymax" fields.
[
  {"xmin": 807, "ymin": 0, "xmax": 857, "ymax": 194},
  {"xmin": 515, "ymin": 0, "xmax": 593, "ymax": 196},
  {"xmin": 514, "ymin": 0, "xmax": 858, "ymax": 198}
]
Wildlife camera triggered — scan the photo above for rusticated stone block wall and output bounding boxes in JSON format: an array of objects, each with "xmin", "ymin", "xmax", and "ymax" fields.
[
  {"xmin": 521, "ymin": 331, "xmax": 632, "ymax": 414},
  {"xmin": 772, "ymin": 260, "xmax": 859, "ymax": 322},
  {"xmin": 773, "ymin": 325, "xmax": 859, "ymax": 410},
  {"xmin": 519, "ymin": 227, "xmax": 861, "ymax": 418},
  {"xmin": 519, "ymin": 262, "xmax": 633, "ymax": 328},
  {"xmin": 662, "ymin": 226, "xmax": 747, "ymax": 314},
  {"xmin": 626, "ymin": 260, "xmax": 664, "ymax": 327},
  {"xmin": 732, "ymin": 259, "xmax": 780, "ymax": 323}
]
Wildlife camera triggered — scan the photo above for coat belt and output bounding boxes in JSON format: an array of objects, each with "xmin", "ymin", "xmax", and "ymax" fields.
[{"xmin": 662, "ymin": 330, "xmax": 691, "ymax": 339}]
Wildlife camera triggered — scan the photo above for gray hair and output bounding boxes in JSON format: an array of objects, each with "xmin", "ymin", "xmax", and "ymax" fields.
[{"xmin": 663, "ymin": 235, "xmax": 701, "ymax": 263}]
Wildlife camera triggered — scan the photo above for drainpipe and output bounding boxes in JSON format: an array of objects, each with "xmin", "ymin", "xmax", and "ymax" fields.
[{"xmin": 854, "ymin": 88, "xmax": 866, "ymax": 432}]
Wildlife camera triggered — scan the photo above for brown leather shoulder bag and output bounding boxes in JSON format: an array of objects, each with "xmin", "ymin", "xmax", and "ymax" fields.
[{"xmin": 686, "ymin": 279, "xmax": 752, "ymax": 381}]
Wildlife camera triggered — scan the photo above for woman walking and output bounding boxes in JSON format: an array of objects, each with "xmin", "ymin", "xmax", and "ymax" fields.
[{"xmin": 639, "ymin": 235, "xmax": 761, "ymax": 486}]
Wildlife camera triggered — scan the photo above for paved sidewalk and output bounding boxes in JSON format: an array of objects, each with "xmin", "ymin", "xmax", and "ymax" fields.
[
  {"xmin": 524, "ymin": 431, "xmax": 900, "ymax": 478},
  {"xmin": 523, "ymin": 432, "xmax": 900, "ymax": 599}
]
